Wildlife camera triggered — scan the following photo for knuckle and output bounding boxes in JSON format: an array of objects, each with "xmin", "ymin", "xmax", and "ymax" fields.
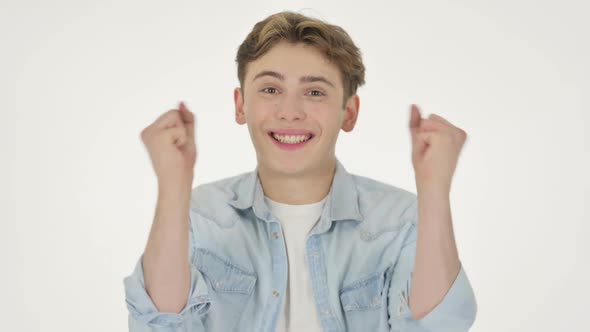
[
  {"xmin": 157, "ymin": 109, "xmax": 179, "ymax": 123},
  {"xmin": 140, "ymin": 128, "xmax": 149, "ymax": 140},
  {"xmin": 458, "ymin": 129, "xmax": 467, "ymax": 139},
  {"xmin": 440, "ymin": 132, "xmax": 453, "ymax": 142},
  {"xmin": 170, "ymin": 112, "xmax": 182, "ymax": 123}
]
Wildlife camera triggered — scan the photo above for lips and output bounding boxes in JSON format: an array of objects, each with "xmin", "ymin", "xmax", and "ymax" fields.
[{"xmin": 266, "ymin": 128, "xmax": 316, "ymax": 150}]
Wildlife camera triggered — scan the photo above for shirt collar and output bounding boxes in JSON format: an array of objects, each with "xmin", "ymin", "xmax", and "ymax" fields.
[{"xmin": 228, "ymin": 158, "xmax": 363, "ymax": 224}]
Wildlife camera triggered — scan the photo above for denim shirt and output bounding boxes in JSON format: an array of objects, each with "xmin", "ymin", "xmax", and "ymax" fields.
[{"xmin": 123, "ymin": 159, "xmax": 477, "ymax": 331}]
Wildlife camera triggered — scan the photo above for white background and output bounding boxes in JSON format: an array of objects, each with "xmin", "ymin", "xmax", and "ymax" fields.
[{"xmin": 1, "ymin": 0, "xmax": 588, "ymax": 331}]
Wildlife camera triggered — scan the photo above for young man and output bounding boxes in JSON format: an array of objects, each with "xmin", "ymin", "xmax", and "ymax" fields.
[{"xmin": 124, "ymin": 11, "xmax": 477, "ymax": 332}]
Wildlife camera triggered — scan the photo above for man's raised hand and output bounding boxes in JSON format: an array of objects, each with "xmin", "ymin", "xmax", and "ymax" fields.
[{"xmin": 140, "ymin": 101, "xmax": 197, "ymax": 188}]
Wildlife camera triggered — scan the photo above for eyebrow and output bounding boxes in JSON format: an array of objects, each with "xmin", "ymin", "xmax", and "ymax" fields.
[{"xmin": 252, "ymin": 70, "xmax": 335, "ymax": 88}]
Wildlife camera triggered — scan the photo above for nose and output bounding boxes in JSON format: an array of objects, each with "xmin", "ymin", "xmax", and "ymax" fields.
[{"xmin": 275, "ymin": 96, "xmax": 306, "ymax": 122}]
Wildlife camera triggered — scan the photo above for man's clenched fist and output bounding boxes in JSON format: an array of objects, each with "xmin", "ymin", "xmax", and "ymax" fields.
[{"xmin": 140, "ymin": 102, "xmax": 196, "ymax": 188}]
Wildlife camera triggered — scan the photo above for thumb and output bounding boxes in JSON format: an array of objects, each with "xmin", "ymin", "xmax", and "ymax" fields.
[
  {"xmin": 178, "ymin": 101, "xmax": 195, "ymax": 139},
  {"xmin": 409, "ymin": 104, "xmax": 421, "ymax": 143}
]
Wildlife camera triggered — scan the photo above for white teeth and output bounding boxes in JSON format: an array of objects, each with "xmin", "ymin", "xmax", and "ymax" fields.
[{"xmin": 272, "ymin": 133, "xmax": 312, "ymax": 144}]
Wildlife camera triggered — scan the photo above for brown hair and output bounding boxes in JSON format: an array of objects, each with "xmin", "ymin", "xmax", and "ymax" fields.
[{"xmin": 235, "ymin": 11, "xmax": 366, "ymax": 106}]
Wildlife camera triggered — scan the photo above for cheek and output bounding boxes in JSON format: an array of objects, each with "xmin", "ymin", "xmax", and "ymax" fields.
[
  {"xmin": 243, "ymin": 101, "xmax": 273, "ymax": 133},
  {"xmin": 314, "ymin": 108, "xmax": 343, "ymax": 130},
  {"xmin": 246, "ymin": 96, "xmax": 276, "ymax": 113}
]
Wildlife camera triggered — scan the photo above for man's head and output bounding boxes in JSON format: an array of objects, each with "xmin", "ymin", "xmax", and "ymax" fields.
[
  {"xmin": 236, "ymin": 11, "xmax": 365, "ymax": 107},
  {"xmin": 233, "ymin": 11, "xmax": 366, "ymax": 177}
]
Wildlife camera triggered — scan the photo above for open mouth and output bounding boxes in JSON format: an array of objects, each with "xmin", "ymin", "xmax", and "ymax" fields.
[{"xmin": 268, "ymin": 131, "xmax": 315, "ymax": 150}]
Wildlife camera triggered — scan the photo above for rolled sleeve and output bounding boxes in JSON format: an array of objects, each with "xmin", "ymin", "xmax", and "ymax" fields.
[
  {"xmin": 123, "ymin": 255, "xmax": 210, "ymax": 331},
  {"xmin": 123, "ymin": 221, "xmax": 210, "ymax": 331},
  {"xmin": 388, "ymin": 223, "xmax": 477, "ymax": 331}
]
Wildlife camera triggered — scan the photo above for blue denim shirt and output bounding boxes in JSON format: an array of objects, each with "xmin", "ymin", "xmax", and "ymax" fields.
[{"xmin": 124, "ymin": 159, "xmax": 477, "ymax": 331}]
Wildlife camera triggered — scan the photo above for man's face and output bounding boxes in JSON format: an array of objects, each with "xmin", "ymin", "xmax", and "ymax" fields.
[{"xmin": 234, "ymin": 41, "xmax": 359, "ymax": 177}]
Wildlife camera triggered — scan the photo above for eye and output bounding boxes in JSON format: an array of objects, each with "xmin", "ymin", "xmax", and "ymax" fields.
[
  {"xmin": 262, "ymin": 87, "xmax": 278, "ymax": 94},
  {"xmin": 307, "ymin": 90, "xmax": 325, "ymax": 97}
]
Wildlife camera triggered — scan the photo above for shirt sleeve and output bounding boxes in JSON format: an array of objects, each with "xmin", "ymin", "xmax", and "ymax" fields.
[
  {"xmin": 388, "ymin": 222, "xmax": 477, "ymax": 332},
  {"xmin": 123, "ymin": 220, "xmax": 211, "ymax": 331}
]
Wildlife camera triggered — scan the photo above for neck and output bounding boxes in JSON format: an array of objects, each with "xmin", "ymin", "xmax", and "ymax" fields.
[{"xmin": 258, "ymin": 158, "xmax": 336, "ymax": 205}]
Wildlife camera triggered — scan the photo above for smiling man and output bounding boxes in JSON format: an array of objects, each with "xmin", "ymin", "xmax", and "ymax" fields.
[
  {"xmin": 235, "ymin": 41, "xmax": 360, "ymax": 206},
  {"xmin": 124, "ymin": 11, "xmax": 477, "ymax": 332}
]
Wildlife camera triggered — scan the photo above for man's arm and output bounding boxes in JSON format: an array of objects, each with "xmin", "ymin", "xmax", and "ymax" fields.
[
  {"xmin": 142, "ymin": 184, "xmax": 192, "ymax": 313},
  {"xmin": 407, "ymin": 104, "xmax": 470, "ymax": 320},
  {"xmin": 409, "ymin": 188, "xmax": 460, "ymax": 319},
  {"xmin": 124, "ymin": 180, "xmax": 212, "ymax": 331},
  {"xmin": 138, "ymin": 101, "xmax": 196, "ymax": 313},
  {"xmin": 123, "ymin": 102, "xmax": 211, "ymax": 330}
]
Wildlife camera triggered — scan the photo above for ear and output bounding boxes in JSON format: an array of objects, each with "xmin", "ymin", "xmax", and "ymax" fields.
[
  {"xmin": 341, "ymin": 94, "xmax": 360, "ymax": 132},
  {"xmin": 234, "ymin": 87, "xmax": 246, "ymax": 125}
]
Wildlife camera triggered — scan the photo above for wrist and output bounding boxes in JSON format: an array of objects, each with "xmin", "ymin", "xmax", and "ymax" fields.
[
  {"xmin": 158, "ymin": 178, "xmax": 193, "ymax": 195},
  {"xmin": 416, "ymin": 182, "xmax": 451, "ymax": 199}
]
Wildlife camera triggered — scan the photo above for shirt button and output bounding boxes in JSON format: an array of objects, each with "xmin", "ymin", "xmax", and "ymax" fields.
[
  {"xmin": 273, "ymin": 232, "xmax": 280, "ymax": 239},
  {"xmin": 272, "ymin": 290, "xmax": 280, "ymax": 297},
  {"xmin": 215, "ymin": 281, "xmax": 223, "ymax": 288}
]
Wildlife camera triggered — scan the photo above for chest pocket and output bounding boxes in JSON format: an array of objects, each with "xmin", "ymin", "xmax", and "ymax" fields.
[
  {"xmin": 339, "ymin": 267, "xmax": 390, "ymax": 331},
  {"xmin": 194, "ymin": 248, "xmax": 257, "ymax": 330}
]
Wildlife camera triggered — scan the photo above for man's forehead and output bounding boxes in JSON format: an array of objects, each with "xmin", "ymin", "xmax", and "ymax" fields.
[
  {"xmin": 251, "ymin": 69, "xmax": 337, "ymax": 87},
  {"xmin": 246, "ymin": 43, "xmax": 339, "ymax": 76}
]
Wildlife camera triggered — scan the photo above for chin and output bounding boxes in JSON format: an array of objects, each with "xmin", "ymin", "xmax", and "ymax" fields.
[
  {"xmin": 273, "ymin": 157, "xmax": 309, "ymax": 175},
  {"xmin": 258, "ymin": 155, "xmax": 311, "ymax": 177}
]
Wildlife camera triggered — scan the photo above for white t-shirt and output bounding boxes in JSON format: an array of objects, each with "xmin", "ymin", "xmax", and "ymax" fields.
[{"xmin": 264, "ymin": 195, "xmax": 328, "ymax": 332}]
